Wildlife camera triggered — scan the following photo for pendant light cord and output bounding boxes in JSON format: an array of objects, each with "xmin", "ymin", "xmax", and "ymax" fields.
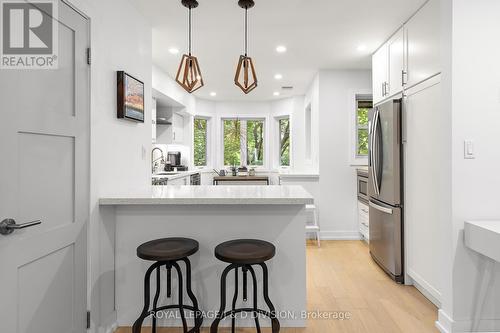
[
  {"xmin": 188, "ymin": 7, "xmax": 192, "ymax": 56},
  {"xmin": 244, "ymin": 7, "xmax": 248, "ymax": 56}
]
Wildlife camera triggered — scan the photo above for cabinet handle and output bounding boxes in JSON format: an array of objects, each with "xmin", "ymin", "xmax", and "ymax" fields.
[
  {"xmin": 173, "ymin": 132, "xmax": 176, "ymax": 141},
  {"xmin": 402, "ymin": 70, "xmax": 408, "ymax": 86},
  {"xmin": 381, "ymin": 82, "xmax": 385, "ymax": 97}
]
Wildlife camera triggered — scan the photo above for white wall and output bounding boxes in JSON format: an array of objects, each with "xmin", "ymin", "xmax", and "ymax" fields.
[
  {"xmin": 443, "ymin": 0, "xmax": 500, "ymax": 331},
  {"xmin": 66, "ymin": 0, "xmax": 152, "ymax": 332},
  {"xmin": 313, "ymin": 70, "xmax": 372, "ymax": 239}
]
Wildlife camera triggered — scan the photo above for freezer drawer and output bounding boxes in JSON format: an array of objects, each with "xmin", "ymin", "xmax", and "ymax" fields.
[{"xmin": 369, "ymin": 200, "xmax": 403, "ymax": 280}]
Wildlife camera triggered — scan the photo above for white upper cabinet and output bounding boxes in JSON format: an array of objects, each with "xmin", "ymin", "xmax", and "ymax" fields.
[
  {"xmin": 405, "ymin": 0, "xmax": 441, "ymax": 88},
  {"xmin": 387, "ymin": 28, "xmax": 405, "ymax": 96},
  {"xmin": 172, "ymin": 112, "xmax": 184, "ymax": 144},
  {"xmin": 372, "ymin": 0, "xmax": 441, "ymax": 103},
  {"xmin": 372, "ymin": 27, "xmax": 405, "ymax": 105},
  {"xmin": 152, "ymin": 98, "xmax": 157, "ymax": 143},
  {"xmin": 372, "ymin": 44, "xmax": 388, "ymax": 104}
]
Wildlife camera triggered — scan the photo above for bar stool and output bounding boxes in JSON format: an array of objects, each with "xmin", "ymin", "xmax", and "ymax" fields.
[
  {"xmin": 132, "ymin": 237, "xmax": 203, "ymax": 333},
  {"xmin": 210, "ymin": 239, "xmax": 280, "ymax": 333}
]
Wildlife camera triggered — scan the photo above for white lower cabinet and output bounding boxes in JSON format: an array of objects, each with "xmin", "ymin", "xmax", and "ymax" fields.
[{"xmin": 358, "ymin": 201, "xmax": 369, "ymax": 241}]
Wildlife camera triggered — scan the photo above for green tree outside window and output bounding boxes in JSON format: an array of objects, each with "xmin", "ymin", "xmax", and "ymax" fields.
[
  {"xmin": 193, "ymin": 118, "xmax": 207, "ymax": 166},
  {"xmin": 279, "ymin": 118, "xmax": 290, "ymax": 166},
  {"xmin": 356, "ymin": 100, "xmax": 372, "ymax": 157}
]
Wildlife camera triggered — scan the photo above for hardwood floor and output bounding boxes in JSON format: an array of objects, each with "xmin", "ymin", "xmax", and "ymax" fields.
[{"xmin": 116, "ymin": 240, "xmax": 438, "ymax": 333}]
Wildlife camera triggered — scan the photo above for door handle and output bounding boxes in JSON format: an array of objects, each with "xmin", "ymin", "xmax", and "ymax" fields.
[
  {"xmin": 372, "ymin": 109, "xmax": 381, "ymax": 195},
  {"xmin": 369, "ymin": 201, "xmax": 393, "ymax": 215},
  {"xmin": 0, "ymin": 218, "xmax": 42, "ymax": 235}
]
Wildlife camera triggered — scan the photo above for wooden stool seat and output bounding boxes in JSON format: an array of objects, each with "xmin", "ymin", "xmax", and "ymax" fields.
[
  {"xmin": 137, "ymin": 237, "xmax": 199, "ymax": 261},
  {"xmin": 215, "ymin": 239, "xmax": 275, "ymax": 265}
]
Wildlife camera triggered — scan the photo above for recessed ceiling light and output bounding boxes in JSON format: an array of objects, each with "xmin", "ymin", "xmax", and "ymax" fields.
[
  {"xmin": 273, "ymin": 91, "xmax": 280, "ymax": 96},
  {"xmin": 169, "ymin": 47, "xmax": 179, "ymax": 54},
  {"xmin": 210, "ymin": 92, "xmax": 217, "ymax": 97},
  {"xmin": 274, "ymin": 74, "xmax": 283, "ymax": 80},
  {"xmin": 356, "ymin": 44, "xmax": 367, "ymax": 52},
  {"xmin": 276, "ymin": 45, "xmax": 287, "ymax": 53}
]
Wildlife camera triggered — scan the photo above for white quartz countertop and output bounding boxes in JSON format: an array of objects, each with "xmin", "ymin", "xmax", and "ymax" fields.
[
  {"xmin": 464, "ymin": 221, "xmax": 500, "ymax": 262},
  {"xmin": 100, "ymin": 185, "xmax": 314, "ymax": 206},
  {"xmin": 465, "ymin": 220, "xmax": 500, "ymax": 262}
]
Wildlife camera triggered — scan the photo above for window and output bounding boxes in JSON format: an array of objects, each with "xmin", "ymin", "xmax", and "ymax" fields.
[
  {"xmin": 278, "ymin": 117, "xmax": 290, "ymax": 167},
  {"xmin": 223, "ymin": 118, "xmax": 265, "ymax": 166},
  {"xmin": 356, "ymin": 98, "xmax": 372, "ymax": 157},
  {"xmin": 193, "ymin": 117, "xmax": 207, "ymax": 166}
]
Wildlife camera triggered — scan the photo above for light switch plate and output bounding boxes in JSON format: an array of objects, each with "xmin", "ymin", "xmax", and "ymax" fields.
[{"xmin": 464, "ymin": 140, "xmax": 475, "ymax": 159}]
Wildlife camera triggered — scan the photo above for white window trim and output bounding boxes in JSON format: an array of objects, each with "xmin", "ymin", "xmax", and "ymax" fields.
[
  {"xmin": 192, "ymin": 115, "xmax": 211, "ymax": 169},
  {"xmin": 349, "ymin": 90, "xmax": 372, "ymax": 166},
  {"xmin": 275, "ymin": 115, "xmax": 292, "ymax": 169},
  {"xmin": 219, "ymin": 116, "xmax": 269, "ymax": 169}
]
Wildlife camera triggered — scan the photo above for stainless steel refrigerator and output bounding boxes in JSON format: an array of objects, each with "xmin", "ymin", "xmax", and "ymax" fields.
[{"xmin": 368, "ymin": 98, "xmax": 404, "ymax": 283}]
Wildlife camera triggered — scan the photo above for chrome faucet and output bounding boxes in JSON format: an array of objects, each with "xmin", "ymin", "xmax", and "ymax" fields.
[{"xmin": 151, "ymin": 147, "xmax": 165, "ymax": 173}]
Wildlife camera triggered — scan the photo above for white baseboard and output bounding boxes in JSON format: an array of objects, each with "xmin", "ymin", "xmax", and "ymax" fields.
[
  {"xmin": 319, "ymin": 230, "xmax": 362, "ymax": 240},
  {"xmin": 436, "ymin": 309, "xmax": 500, "ymax": 333},
  {"xmin": 436, "ymin": 309, "xmax": 453, "ymax": 333},
  {"xmin": 407, "ymin": 269, "xmax": 441, "ymax": 307}
]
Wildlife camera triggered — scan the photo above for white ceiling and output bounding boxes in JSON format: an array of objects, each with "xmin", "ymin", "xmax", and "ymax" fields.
[{"xmin": 133, "ymin": 0, "xmax": 425, "ymax": 102}]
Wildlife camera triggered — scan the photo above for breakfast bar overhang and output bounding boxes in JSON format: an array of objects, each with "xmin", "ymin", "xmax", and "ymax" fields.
[{"xmin": 99, "ymin": 185, "xmax": 313, "ymax": 329}]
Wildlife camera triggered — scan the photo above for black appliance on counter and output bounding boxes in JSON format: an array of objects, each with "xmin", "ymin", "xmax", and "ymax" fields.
[{"xmin": 164, "ymin": 151, "xmax": 188, "ymax": 171}]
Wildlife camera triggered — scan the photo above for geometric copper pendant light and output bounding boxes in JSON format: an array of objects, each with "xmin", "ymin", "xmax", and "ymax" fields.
[
  {"xmin": 234, "ymin": 0, "xmax": 258, "ymax": 94},
  {"xmin": 175, "ymin": 0, "xmax": 204, "ymax": 93}
]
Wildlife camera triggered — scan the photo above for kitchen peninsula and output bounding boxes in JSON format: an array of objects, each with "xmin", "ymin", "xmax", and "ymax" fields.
[{"xmin": 99, "ymin": 185, "xmax": 313, "ymax": 329}]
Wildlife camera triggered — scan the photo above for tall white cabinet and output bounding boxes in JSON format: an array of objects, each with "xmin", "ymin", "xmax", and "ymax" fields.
[
  {"xmin": 404, "ymin": 75, "xmax": 446, "ymax": 305},
  {"xmin": 371, "ymin": 0, "xmax": 443, "ymax": 306}
]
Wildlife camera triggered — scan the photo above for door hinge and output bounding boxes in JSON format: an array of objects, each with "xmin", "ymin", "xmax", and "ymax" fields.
[
  {"xmin": 86, "ymin": 311, "xmax": 91, "ymax": 329},
  {"xmin": 86, "ymin": 48, "xmax": 91, "ymax": 66}
]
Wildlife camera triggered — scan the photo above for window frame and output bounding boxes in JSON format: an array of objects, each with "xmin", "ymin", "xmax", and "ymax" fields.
[
  {"xmin": 220, "ymin": 117, "xmax": 267, "ymax": 168},
  {"xmin": 349, "ymin": 92, "xmax": 372, "ymax": 166},
  {"xmin": 355, "ymin": 99, "xmax": 371, "ymax": 158},
  {"xmin": 192, "ymin": 116, "xmax": 210, "ymax": 168}
]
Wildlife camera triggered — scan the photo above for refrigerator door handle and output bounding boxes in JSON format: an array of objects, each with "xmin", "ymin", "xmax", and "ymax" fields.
[
  {"xmin": 369, "ymin": 109, "xmax": 377, "ymax": 193},
  {"xmin": 372, "ymin": 108, "xmax": 381, "ymax": 195},
  {"xmin": 369, "ymin": 201, "xmax": 393, "ymax": 215}
]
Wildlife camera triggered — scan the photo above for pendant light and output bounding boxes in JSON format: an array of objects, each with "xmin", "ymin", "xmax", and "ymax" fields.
[
  {"xmin": 234, "ymin": 0, "xmax": 257, "ymax": 94},
  {"xmin": 175, "ymin": 0, "xmax": 204, "ymax": 93}
]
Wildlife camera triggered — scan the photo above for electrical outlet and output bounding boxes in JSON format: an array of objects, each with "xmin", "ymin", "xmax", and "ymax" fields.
[{"xmin": 464, "ymin": 140, "xmax": 475, "ymax": 159}]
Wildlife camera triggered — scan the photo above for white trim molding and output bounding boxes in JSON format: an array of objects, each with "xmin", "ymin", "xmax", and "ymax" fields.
[
  {"xmin": 436, "ymin": 309, "xmax": 453, "ymax": 333},
  {"xmin": 320, "ymin": 230, "xmax": 362, "ymax": 240}
]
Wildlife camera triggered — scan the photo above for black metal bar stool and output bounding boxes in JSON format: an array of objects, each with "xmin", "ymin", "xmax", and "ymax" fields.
[
  {"xmin": 210, "ymin": 239, "xmax": 280, "ymax": 333},
  {"xmin": 132, "ymin": 237, "xmax": 203, "ymax": 333}
]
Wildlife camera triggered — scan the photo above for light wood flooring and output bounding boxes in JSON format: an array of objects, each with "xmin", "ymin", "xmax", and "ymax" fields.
[{"xmin": 117, "ymin": 240, "xmax": 438, "ymax": 333}]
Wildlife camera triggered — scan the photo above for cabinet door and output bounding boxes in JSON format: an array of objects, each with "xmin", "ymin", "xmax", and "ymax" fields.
[
  {"xmin": 372, "ymin": 44, "xmax": 388, "ymax": 104},
  {"xmin": 152, "ymin": 98, "xmax": 157, "ymax": 143},
  {"xmin": 387, "ymin": 28, "xmax": 405, "ymax": 96},
  {"xmin": 404, "ymin": 75, "xmax": 444, "ymax": 304},
  {"xmin": 172, "ymin": 113, "xmax": 184, "ymax": 143},
  {"xmin": 405, "ymin": 0, "xmax": 440, "ymax": 88}
]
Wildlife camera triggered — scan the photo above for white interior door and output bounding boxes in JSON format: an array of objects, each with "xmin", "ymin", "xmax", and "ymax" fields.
[{"xmin": 0, "ymin": 1, "xmax": 90, "ymax": 332}]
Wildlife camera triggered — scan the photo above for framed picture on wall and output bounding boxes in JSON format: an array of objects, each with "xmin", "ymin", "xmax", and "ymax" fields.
[{"xmin": 117, "ymin": 71, "xmax": 145, "ymax": 122}]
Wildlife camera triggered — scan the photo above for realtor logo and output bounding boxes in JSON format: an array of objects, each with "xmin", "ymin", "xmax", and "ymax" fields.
[{"xmin": 1, "ymin": 0, "xmax": 58, "ymax": 69}]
